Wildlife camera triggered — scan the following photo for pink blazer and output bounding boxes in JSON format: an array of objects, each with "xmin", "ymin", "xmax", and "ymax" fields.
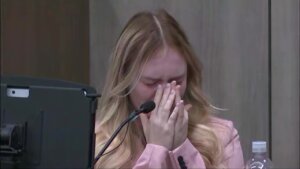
[{"xmin": 132, "ymin": 117, "xmax": 244, "ymax": 169}]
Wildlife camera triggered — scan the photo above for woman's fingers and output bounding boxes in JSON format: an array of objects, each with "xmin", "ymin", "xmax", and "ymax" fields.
[
  {"xmin": 175, "ymin": 85, "xmax": 181, "ymax": 104},
  {"xmin": 183, "ymin": 104, "xmax": 191, "ymax": 122},
  {"xmin": 172, "ymin": 102, "xmax": 190, "ymax": 149},
  {"xmin": 159, "ymin": 83, "xmax": 171, "ymax": 106},
  {"xmin": 145, "ymin": 81, "xmax": 186, "ymax": 150},
  {"xmin": 175, "ymin": 100, "xmax": 184, "ymax": 124},
  {"xmin": 168, "ymin": 104, "xmax": 179, "ymax": 124},
  {"xmin": 157, "ymin": 82, "xmax": 177, "ymax": 120},
  {"xmin": 153, "ymin": 84, "xmax": 163, "ymax": 116},
  {"xmin": 161, "ymin": 90, "xmax": 176, "ymax": 120}
]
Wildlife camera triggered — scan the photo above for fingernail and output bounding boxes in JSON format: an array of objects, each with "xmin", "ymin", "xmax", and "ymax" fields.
[{"xmin": 167, "ymin": 83, "xmax": 170, "ymax": 88}]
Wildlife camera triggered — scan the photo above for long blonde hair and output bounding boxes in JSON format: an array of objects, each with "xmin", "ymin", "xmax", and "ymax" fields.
[{"xmin": 95, "ymin": 9, "xmax": 223, "ymax": 168}]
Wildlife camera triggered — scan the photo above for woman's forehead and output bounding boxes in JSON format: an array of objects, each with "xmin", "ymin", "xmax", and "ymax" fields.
[{"xmin": 141, "ymin": 48, "xmax": 187, "ymax": 79}]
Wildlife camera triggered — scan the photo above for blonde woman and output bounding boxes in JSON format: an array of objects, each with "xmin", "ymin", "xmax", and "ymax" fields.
[{"xmin": 95, "ymin": 9, "xmax": 244, "ymax": 168}]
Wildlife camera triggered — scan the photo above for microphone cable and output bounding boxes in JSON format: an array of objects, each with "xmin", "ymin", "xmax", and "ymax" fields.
[
  {"xmin": 94, "ymin": 101, "xmax": 155, "ymax": 165},
  {"xmin": 98, "ymin": 121, "xmax": 130, "ymax": 157}
]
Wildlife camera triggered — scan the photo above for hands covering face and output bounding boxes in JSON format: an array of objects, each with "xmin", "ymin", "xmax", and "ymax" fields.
[{"xmin": 140, "ymin": 81, "xmax": 191, "ymax": 150}]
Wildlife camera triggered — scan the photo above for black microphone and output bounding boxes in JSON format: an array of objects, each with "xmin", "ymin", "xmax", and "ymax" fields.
[
  {"xmin": 128, "ymin": 100, "xmax": 155, "ymax": 120},
  {"xmin": 178, "ymin": 156, "xmax": 187, "ymax": 169},
  {"xmin": 94, "ymin": 101, "xmax": 155, "ymax": 165}
]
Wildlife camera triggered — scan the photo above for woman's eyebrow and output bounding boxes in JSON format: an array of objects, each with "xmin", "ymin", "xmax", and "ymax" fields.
[
  {"xmin": 172, "ymin": 74, "xmax": 185, "ymax": 80},
  {"xmin": 141, "ymin": 76, "xmax": 159, "ymax": 81},
  {"xmin": 141, "ymin": 74, "xmax": 185, "ymax": 81}
]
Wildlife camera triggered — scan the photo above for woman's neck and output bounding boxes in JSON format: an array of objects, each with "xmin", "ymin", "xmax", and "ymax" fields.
[{"xmin": 134, "ymin": 118, "xmax": 147, "ymax": 146}]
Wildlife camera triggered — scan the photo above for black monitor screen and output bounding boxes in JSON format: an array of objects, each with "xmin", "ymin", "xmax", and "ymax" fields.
[{"xmin": 0, "ymin": 76, "xmax": 97, "ymax": 169}]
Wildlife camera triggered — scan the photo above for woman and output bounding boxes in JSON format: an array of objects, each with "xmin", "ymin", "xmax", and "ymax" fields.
[{"xmin": 95, "ymin": 9, "xmax": 244, "ymax": 168}]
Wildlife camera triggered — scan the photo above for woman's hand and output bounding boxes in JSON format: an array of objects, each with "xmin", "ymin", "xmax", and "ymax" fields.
[
  {"xmin": 140, "ymin": 81, "xmax": 191, "ymax": 150},
  {"xmin": 140, "ymin": 82, "xmax": 179, "ymax": 150},
  {"xmin": 172, "ymin": 84, "xmax": 191, "ymax": 149}
]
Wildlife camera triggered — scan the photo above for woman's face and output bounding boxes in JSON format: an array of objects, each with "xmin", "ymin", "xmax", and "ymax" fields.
[{"xmin": 129, "ymin": 47, "xmax": 187, "ymax": 110}]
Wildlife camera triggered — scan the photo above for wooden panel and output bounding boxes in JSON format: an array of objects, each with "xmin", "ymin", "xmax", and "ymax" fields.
[
  {"xmin": 169, "ymin": 1, "xmax": 269, "ymax": 161},
  {"xmin": 89, "ymin": 0, "xmax": 269, "ymax": 161},
  {"xmin": 271, "ymin": 0, "xmax": 300, "ymax": 168},
  {"xmin": 1, "ymin": 0, "xmax": 89, "ymax": 84}
]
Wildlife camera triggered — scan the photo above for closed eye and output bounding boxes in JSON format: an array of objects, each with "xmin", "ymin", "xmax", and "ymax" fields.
[{"xmin": 144, "ymin": 81, "xmax": 159, "ymax": 87}]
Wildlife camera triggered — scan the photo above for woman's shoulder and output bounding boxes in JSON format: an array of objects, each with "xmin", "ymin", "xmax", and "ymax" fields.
[{"xmin": 208, "ymin": 116, "xmax": 239, "ymax": 146}]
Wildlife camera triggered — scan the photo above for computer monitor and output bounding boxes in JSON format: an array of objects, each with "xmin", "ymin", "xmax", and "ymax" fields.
[{"xmin": 0, "ymin": 76, "xmax": 98, "ymax": 169}]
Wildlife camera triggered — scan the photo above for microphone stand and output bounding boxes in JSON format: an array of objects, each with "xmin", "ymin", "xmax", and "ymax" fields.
[
  {"xmin": 93, "ymin": 111, "xmax": 140, "ymax": 165},
  {"xmin": 93, "ymin": 100, "xmax": 155, "ymax": 166}
]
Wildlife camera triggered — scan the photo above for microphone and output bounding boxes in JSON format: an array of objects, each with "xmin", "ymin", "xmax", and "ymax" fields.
[
  {"xmin": 94, "ymin": 101, "xmax": 155, "ymax": 165},
  {"xmin": 178, "ymin": 156, "xmax": 187, "ymax": 169},
  {"xmin": 139, "ymin": 100, "xmax": 156, "ymax": 113},
  {"xmin": 128, "ymin": 100, "xmax": 155, "ymax": 120}
]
